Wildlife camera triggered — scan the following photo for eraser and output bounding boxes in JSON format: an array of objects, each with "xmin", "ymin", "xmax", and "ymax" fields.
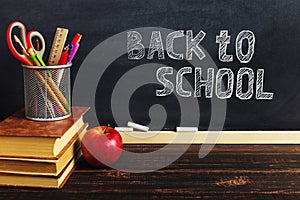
[
  {"xmin": 127, "ymin": 122, "xmax": 149, "ymax": 132},
  {"xmin": 115, "ymin": 127, "xmax": 133, "ymax": 132},
  {"xmin": 176, "ymin": 127, "xmax": 198, "ymax": 132}
]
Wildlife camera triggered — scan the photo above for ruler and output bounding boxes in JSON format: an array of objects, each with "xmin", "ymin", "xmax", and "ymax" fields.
[{"xmin": 47, "ymin": 27, "xmax": 69, "ymax": 65}]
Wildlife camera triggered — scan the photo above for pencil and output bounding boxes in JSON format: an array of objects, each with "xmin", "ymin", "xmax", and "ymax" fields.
[
  {"xmin": 27, "ymin": 48, "xmax": 41, "ymax": 66},
  {"xmin": 35, "ymin": 38, "xmax": 41, "ymax": 51},
  {"xmin": 33, "ymin": 71, "xmax": 68, "ymax": 115},
  {"xmin": 27, "ymin": 48, "xmax": 69, "ymax": 113},
  {"xmin": 13, "ymin": 35, "xmax": 33, "ymax": 66},
  {"xmin": 14, "ymin": 35, "xmax": 68, "ymax": 116},
  {"xmin": 47, "ymin": 77, "xmax": 70, "ymax": 111}
]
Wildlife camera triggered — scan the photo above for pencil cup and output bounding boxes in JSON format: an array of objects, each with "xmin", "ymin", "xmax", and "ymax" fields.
[{"xmin": 22, "ymin": 64, "xmax": 72, "ymax": 121}]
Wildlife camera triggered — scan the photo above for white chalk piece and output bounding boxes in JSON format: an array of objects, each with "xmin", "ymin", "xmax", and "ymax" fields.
[
  {"xmin": 176, "ymin": 127, "xmax": 198, "ymax": 132},
  {"xmin": 127, "ymin": 122, "xmax": 149, "ymax": 132},
  {"xmin": 115, "ymin": 127, "xmax": 133, "ymax": 132}
]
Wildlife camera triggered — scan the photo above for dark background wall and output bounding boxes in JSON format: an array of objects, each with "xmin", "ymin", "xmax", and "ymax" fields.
[{"xmin": 0, "ymin": 0, "xmax": 299, "ymax": 130}]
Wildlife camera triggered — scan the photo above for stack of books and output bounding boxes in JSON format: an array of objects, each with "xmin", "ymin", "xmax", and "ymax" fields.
[{"xmin": 0, "ymin": 106, "xmax": 89, "ymax": 188}]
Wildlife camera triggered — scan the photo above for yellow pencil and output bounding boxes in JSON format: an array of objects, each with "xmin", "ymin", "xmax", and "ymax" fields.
[
  {"xmin": 26, "ymin": 47, "xmax": 69, "ymax": 113},
  {"xmin": 33, "ymin": 71, "xmax": 68, "ymax": 115},
  {"xmin": 25, "ymin": 48, "xmax": 68, "ymax": 114},
  {"xmin": 14, "ymin": 35, "xmax": 68, "ymax": 116},
  {"xmin": 26, "ymin": 48, "xmax": 41, "ymax": 66}
]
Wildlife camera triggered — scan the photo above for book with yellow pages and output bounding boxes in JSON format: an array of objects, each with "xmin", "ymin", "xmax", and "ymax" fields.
[
  {"xmin": 0, "ymin": 150, "xmax": 82, "ymax": 188},
  {"xmin": 0, "ymin": 123, "xmax": 87, "ymax": 176},
  {"xmin": 0, "ymin": 106, "xmax": 89, "ymax": 158}
]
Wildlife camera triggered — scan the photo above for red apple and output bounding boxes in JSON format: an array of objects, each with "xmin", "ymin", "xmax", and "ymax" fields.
[{"xmin": 81, "ymin": 125, "xmax": 123, "ymax": 167}]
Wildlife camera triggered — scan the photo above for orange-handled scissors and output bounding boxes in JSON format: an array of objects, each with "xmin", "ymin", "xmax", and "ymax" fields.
[{"xmin": 6, "ymin": 21, "xmax": 45, "ymax": 64}]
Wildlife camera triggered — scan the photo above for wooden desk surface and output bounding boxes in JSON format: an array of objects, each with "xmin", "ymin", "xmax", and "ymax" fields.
[{"xmin": 1, "ymin": 144, "xmax": 300, "ymax": 199}]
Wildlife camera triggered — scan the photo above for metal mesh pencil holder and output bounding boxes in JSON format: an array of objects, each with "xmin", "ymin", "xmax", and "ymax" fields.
[{"xmin": 22, "ymin": 64, "xmax": 72, "ymax": 121}]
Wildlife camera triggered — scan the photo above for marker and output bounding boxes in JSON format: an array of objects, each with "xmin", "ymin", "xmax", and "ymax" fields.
[
  {"xmin": 67, "ymin": 33, "xmax": 82, "ymax": 64},
  {"xmin": 127, "ymin": 122, "xmax": 149, "ymax": 132},
  {"xmin": 56, "ymin": 46, "xmax": 69, "ymax": 87},
  {"xmin": 58, "ymin": 46, "xmax": 69, "ymax": 65}
]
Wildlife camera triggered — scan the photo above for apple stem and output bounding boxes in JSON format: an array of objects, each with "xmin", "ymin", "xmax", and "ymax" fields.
[{"xmin": 103, "ymin": 124, "xmax": 110, "ymax": 134}]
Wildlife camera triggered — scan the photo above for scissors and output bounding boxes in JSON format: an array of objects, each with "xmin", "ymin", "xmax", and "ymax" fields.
[{"xmin": 6, "ymin": 21, "xmax": 46, "ymax": 64}]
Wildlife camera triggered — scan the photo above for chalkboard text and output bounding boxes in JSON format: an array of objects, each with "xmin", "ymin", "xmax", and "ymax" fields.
[{"xmin": 127, "ymin": 30, "xmax": 274, "ymax": 100}]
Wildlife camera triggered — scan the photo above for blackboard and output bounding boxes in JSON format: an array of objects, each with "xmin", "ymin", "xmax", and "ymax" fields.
[{"xmin": 0, "ymin": 0, "xmax": 299, "ymax": 131}]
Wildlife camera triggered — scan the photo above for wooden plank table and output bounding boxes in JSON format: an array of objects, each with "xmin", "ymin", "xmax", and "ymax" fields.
[{"xmin": 1, "ymin": 144, "xmax": 300, "ymax": 199}]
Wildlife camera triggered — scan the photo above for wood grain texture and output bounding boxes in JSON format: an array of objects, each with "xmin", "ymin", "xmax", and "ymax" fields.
[{"xmin": 1, "ymin": 144, "xmax": 300, "ymax": 199}]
